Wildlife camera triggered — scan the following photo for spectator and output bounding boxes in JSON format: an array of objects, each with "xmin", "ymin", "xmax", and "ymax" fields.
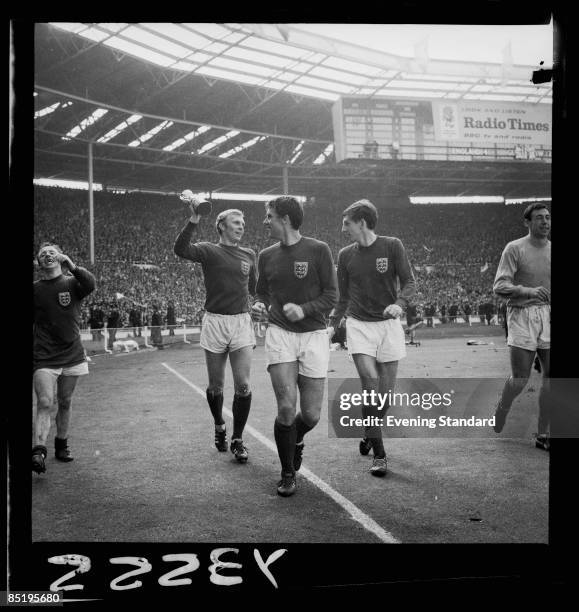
[
  {"xmin": 88, "ymin": 304, "xmax": 104, "ymax": 341},
  {"xmin": 425, "ymin": 302, "xmax": 435, "ymax": 327},
  {"xmin": 106, "ymin": 301, "xmax": 121, "ymax": 350},
  {"xmin": 150, "ymin": 303, "xmax": 163, "ymax": 349},
  {"xmin": 484, "ymin": 299, "xmax": 495, "ymax": 325},
  {"xmin": 463, "ymin": 301, "xmax": 472, "ymax": 325},
  {"xmin": 449, "ymin": 301, "xmax": 458, "ymax": 323},
  {"xmin": 166, "ymin": 300, "xmax": 176, "ymax": 336},
  {"xmin": 129, "ymin": 305, "xmax": 142, "ymax": 337},
  {"xmin": 478, "ymin": 302, "xmax": 486, "ymax": 325}
]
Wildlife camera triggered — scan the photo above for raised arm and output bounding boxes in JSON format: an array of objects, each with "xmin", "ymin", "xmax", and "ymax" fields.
[
  {"xmin": 58, "ymin": 253, "xmax": 96, "ymax": 298},
  {"xmin": 173, "ymin": 205, "xmax": 205, "ymax": 262}
]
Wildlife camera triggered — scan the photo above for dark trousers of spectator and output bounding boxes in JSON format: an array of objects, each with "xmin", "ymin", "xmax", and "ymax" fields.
[
  {"xmin": 168, "ymin": 325, "xmax": 176, "ymax": 337},
  {"xmin": 486, "ymin": 315, "xmax": 492, "ymax": 325},
  {"xmin": 426, "ymin": 317, "xmax": 433, "ymax": 327},
  {"xmin": 91, "ymin": 329, "xmax": 101, "ymax": 342},
  {"xmin": 464, "ymin": 315, "xmax": 470, "ymax": 325},
  {"xmin": 131, "ymin": 326, "xmax": 141, "ymax": 337},
  {"xmin": 107, "ymin": 327, "xmax": 117, "ymax": 350},
  {"xmin": 151, "ymin": 326, "xmax": 163, "ymax": 348}
]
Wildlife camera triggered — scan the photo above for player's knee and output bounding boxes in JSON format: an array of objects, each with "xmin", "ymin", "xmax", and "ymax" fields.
[
  {"xmin": 509, "ymin": 375, "xmax": 529, "ymax": 392},
  {"xmin": 302, "ymin": 413, "xmax": 320, "ymax": 428},
  {"xmin": 57, "ymin": 393, "xmax": 74, "ymax": 409},
  {"xmin": 234, "ymin": 383, "xmax": 251, "ymax": 397},
  {"xmin": 36, "ymin": 394, "xmax": 53, "ymax": 411},
  {"xmin": 207, "ymin": 385, "xmax": 224, "ymax": 397},
  {"xmin": 57, "ymin": 398, "xmax": 73, "ymax": 411},
  {"xmin": 359, "ymin": 376, "xmax": 376, "ymax": 389},
  {"xmin": 277, "ymin": 406, "xmax": 295, "ymax": 424}
]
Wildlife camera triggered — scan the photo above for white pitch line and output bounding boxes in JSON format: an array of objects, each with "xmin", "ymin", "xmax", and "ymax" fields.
[{"xmin": 162, "ymin": 362, "xmax": 400, "ymax": 544}]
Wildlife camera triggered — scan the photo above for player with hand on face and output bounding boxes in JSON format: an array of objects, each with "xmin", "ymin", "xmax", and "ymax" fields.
[
  {"xmin": 331, "ymin": 200, "xmax": 416, "ymax": 477},
  {"xmin": 174, "ymin": 199, "xmax": 256, "ymax": 463},
  {"xmin": 33, "ymin": 243, "xmax": 96, "ymax": 474},
  {"xmin": 253, "ymin": 196, "xmax": 337, "ymax": 497}
]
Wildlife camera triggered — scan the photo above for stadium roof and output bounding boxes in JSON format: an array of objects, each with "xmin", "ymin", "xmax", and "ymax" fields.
[{"xmin": 33, "ymin": 22, "xmax": 554, "ymax": 198}]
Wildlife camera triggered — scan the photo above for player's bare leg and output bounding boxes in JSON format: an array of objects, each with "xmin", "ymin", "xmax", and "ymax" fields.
[
  {"xmin": 204, "ymin": 350, "xmax": 229, "ymax": 451},
  {"xmin": 352, "ymin": 354, "xmax": 391, "ymax": 476},
  {"xmin": 494, "ymin": 346, "xmax": 535, "ymax": 433},
  {"xmin": 375, "ymin": 360, "xmax": 399, "ymax": 475},
  {"xmin": 294, "ymin": 375, "xmax": 325, "ymax": 471},
  {"xmin": 32, "ymin": 370, "xmax": 56, "ymax": 473},
  {"xmin": 535, "ymin": 348, "xmax": 551, "ymax": 449},
  {"xmin": 352, "ymin": 354, "xmax": 379, "ymax": 457},
  {"xmin": 269, "ymin": 362, "xmax": 299, "ymax": 496},
  {"xmin": 54, "ymin": 375, "xmax": 79, "ymax": 461},
  {"xmin": 228, "ymin": 346, "xmax": 253, "ymax": 462}
]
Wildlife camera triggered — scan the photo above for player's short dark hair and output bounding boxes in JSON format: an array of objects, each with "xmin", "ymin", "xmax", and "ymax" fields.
[
  {"xmin": 523, "ymin": 202, "xmax": 550, "ymax": 220},
  {"xmin": 215, "ymin": 209, "xmax": 244, "ymax": 235},
  {"xmin": 342, "ymin": 199, "xmax": 378, "ymax": 229},
  {"xmin": 266, "ymin": 196, "xmax": 303, "ymax": 229},
  {"xmin": 37, "ymin": 241, "xmax": 62, "ymax": 254}
]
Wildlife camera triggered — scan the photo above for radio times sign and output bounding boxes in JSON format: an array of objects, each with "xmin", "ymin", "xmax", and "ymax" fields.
[{"xmin": 432, "ymin": 100, "xmax": 552, "ymax": 146}]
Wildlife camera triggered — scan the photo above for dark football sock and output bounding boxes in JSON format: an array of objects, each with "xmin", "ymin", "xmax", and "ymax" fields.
[
  {"xmin": 274, "ymin": 419, "xmax": 297, "ymax": 475},
  {"xmin": 295, "ymin": 412, "xmax": 314, "ymax": 445},
  {"xmin": 232, "ymin": 392, "xmax": 252, "ymax": 440},
  {"xmin": 371, "ymin": 437, "xmax": 386, "ymax": 458},
  {"xmin": 206, "ymin": 390, "xmax": 225, "ymax": 426},
  {"xmin": 363, "ymin": 399, "xmax": 385, "ymax": 458},
  {"xmin": 54, "ymin": 437, "xmax": 68, "ymax": 449}
]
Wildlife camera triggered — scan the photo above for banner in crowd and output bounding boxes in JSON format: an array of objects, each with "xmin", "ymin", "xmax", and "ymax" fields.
[
  {"xmin": 431, "ymin": 100, "xmax": 551, "ymax": 146},
  {"xmin": 132, "ymin": 263, "xmax": 161, "ymax": 270}
]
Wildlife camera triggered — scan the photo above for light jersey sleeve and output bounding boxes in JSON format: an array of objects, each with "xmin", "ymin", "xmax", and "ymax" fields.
[
  {"xmin": 256, "ymin": 236, "xmax": 337, "ymax": 333},
  {"xmin": 493, "ymin": 236, "xmax": 551, "ymax": 307},
  {"xmin": 174, "ymin": 221, "xmax": 256, "ymax": 314},
  {"xmin": 336, "ymin": 236, "xmax": 416, "ymax": 322}
]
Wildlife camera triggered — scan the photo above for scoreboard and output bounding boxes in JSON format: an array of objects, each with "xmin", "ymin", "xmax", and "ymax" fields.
[{"xmin": 332, "ymin": 96, "xmax": 552, "ymax": 162}]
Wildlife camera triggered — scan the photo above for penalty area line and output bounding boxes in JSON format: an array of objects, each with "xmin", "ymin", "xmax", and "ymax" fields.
[{"xmin": 161, "ymin": 362, "xmax": 400, "ymax": 544}]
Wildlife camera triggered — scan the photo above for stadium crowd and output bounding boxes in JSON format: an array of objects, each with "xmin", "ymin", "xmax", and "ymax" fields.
[{"xmin": 34, "ymin": 185, "xmax": 529, "ymax": 329}]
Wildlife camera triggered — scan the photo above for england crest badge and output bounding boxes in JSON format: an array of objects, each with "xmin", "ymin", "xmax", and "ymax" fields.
[
  {"xmin": 376, "ymin": 258, "xmax": 388, "ymax": 273},
  {"xmin": 294, "ymin": 261, "xmax": 308, "ymax": 279},
  {"xmin": 58, "ymin": 292, "xmax": 71, "ymax": 306}
]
